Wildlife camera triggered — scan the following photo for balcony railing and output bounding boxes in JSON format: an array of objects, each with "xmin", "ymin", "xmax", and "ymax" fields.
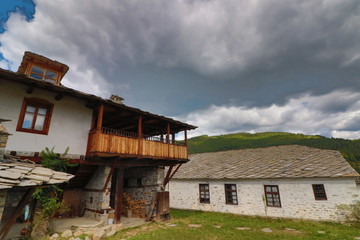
[
  {"xmin": 101, "ymin": 127, "xmax": 186, "ymax": 146},
  {"xmin": 87, "ymin": 127, "xmax": 188, "ymax": 160}
]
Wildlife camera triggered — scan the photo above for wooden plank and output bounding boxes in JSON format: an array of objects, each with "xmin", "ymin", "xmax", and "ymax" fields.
[
  {"xmin": 0, "ymin": 187, "xmax": 36, "ymax": 240},
  {"xmin": 87, "ymin": 131, "xmax": 188, "ymax": 160},
  {"xmin": 114, "ymin": 168, "xmax": 124, "ymax": 224},
  {"xmin": 146, "ymin": 191, "xmax": 158, "ymax": 222}
]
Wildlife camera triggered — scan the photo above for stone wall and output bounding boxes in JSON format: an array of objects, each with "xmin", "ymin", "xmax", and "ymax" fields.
[
  {"xmin": 0, "ymin": 120, "xmax": 10, "ymax": 160},
  {"xmin": 82, "ymin": 166, "xmax": 112, "ymax": 222},
  {"xmin": 169, "ymin": 177, "xmax": 360, "ymax": 221},
  {"xmin": 0, "ymin": 120, "xmax": 10, "ymax": 221},
  {"xmin": 123, "ymin": 166, "xmax": 164, "ymax": 215},
  {"xmin": 1, "ymin": 188, "xmax": 26, "ymax": 224}
]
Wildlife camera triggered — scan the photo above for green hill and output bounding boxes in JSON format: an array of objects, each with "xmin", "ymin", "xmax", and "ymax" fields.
[{"xmin": 187, "ymin": 132, "xmax": 360, "ymax": 172}]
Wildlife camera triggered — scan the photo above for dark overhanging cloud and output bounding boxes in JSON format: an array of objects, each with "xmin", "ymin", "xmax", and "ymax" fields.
[{"xmin": 0, "ymin": 0, "xmax": 360, "ymax": 138}]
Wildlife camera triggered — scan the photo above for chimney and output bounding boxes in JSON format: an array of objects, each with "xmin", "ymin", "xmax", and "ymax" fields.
[{"xmin": 109, "ymin": 95, "xmax": 124, "ymax": 104}]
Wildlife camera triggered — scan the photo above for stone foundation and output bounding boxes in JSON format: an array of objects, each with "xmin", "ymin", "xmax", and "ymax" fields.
[
  {"xmin": 80, "ymin": 165, "xmax": 165, "ymax": 222},
  {"xmin": 123, "ymin": 166, "xmax": 164, "ymax": 215},
  {"xmin": 0, "ymin": 119, "xmax": 11, "ymax": 160},
  {"xmin": 0, "ymin": 119, "xmax": 10, "ymax": 221},
  {"xmin": 82, "ymin": 166, "xmax": 112, "ymax": 222}
]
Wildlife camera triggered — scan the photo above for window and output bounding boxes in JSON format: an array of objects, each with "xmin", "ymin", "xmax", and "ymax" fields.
[
  {"xmin": 264, "ymin": 185, "xmax": 281, "ymax": 207},
  {"xmin": 17, "ymin": 98, "xmax": 53, "ymax": 135},
  {"xmin": 199, "ymin": 184, "xmax": 210, "ymax": 203},
  {"xmin": 29, "ymin": 65, "xmax": 59, "ymax": 84},
  {"xmin": 312, "ymin": 184, "xmax": 327, "ymax": 200},
  {"xmin": 225, "ymin": 184, "xmax": 238, "ymax": 205}
]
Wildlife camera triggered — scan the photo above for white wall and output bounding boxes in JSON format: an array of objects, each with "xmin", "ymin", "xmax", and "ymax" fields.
[
  {"xmin": 0, "ymin": 79, "xmax": 92, "ymax": 156},
  {"xmin": 169, "ymin": 177, "xmax": 360, "ymax": 221}
]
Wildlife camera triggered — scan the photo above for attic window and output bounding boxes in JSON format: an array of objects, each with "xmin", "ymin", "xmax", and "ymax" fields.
[{"xmin": 29, "ymin": 65, "xmax": 59, "ymax": 84}]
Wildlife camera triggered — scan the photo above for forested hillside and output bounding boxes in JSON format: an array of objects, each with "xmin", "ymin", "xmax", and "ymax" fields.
[{"xmin": 187, "ymin": 132, "xmax": 360, "ymax": 172}]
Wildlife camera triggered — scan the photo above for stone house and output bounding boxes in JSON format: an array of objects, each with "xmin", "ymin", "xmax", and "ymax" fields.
[
  {"xmin": 169, "ymin": 145, "xmax": 360, "ymax": 221},
  {"xmin": 0, "ymin": 51, "xmax": 196, "ymax": 224}
]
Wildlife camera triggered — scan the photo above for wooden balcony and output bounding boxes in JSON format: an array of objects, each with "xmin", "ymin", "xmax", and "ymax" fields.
[{"xmin": 87, "ymin": 127, "xmax": 188, "ymax": 160}]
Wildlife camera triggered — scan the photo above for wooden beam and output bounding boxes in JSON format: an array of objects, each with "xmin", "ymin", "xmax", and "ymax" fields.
[
  {"xmin": 114, "ymin": 167, "xmax": 124, "ymax": 224},
  {"xmin": 102, "ymin": 160, "xmax": 118, "ymax": 192},
  {"xmin": 85, "ymin": 101, "xmax": 97, "ymax": 108},
  {"xmin": 26, "ymin": 85, "xmax": 35, "ymax": 94},
  {"xmin": 0, "ymin": 187, "xmax": 36, "ymax": 240},
  {"xmin": 168, "ymin": 164, "xmax": 182, "ymax": 184},
  {"xmin": 96, "ymin": 104, "xmax": 104, "ymax": 130},
  {"xmin": 163, "ymin": 166, "xmax": 173, "ymax": 188},
  {"xmin": 54, "ymin": 93, "xmax": 65, "ymax": 101}
]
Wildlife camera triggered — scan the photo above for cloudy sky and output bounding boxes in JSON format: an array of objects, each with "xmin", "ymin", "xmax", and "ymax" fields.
[{"xmin": 1, "ymin": 0, "xmax": 360, "ymax": 139}]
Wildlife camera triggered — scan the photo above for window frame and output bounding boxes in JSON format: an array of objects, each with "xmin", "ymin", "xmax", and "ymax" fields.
[
  {"xmin": 16, "ymin": 98, "xmax": 54, "ymax": 135},
  {"xmin": 312, "ymin": 184, "xmax": 327, "ymax": 200},
  {"xmin": 26, "ymin": 63, "xmax": 60, "ymax": 84},
  {"xmin": 224, "ymin": 184, "xmax": 238, "ymax": 205},
  {"xmin": 264, "ymin": 185, "xmax": 282, "ymax": 207},
  {"xmin": 199, "ymin": 184, "xmax": 210, "ymax": 204}
]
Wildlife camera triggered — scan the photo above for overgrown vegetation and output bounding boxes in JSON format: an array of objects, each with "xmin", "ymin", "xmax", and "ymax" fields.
[
  {"xmin": 40, "ymin": 146, "xmax": 76, "ymax": 172},
  {"xmin": 337, "ymin": 201, "xmax": 360, "ymax": 223},
  {"xmin": 188, "ymin": 132, "xmax": 360, "ymax": 172},
  {"xmin": 106, "ymin": 209, "xmax": 360, "ymax": 240},
  {"xmin": 31, "ymin": 147, "xmax": 75, "ymax": 236}
]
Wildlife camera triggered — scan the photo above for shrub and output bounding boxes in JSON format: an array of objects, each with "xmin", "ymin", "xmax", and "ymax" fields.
[{"xmin": 337, "ymin": 201, "xmax": 360, "ymax": 223}]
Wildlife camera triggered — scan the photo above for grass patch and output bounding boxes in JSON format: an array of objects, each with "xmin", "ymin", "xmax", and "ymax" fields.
[{"xmin": 105, "ymin": 209, "xmax": 360, "ymax": 240}]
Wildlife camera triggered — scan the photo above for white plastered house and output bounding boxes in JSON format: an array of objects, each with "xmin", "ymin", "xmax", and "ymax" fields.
[{"xmin": 169, "ymin": 145, "xmax": 360, "ymax": 221}]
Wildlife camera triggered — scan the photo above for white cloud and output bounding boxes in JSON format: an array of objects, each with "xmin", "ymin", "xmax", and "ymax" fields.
[{"xmin": 180, "ymin": 90, "xmax": 360, "ymax": 139}]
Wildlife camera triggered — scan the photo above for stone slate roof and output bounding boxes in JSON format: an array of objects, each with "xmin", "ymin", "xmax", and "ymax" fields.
[
  {"xmin": 0, "ymin": 155, "xmax": 74, "ymax": 189},
  {"xmin": 173, "ymin": 145, "xmax": 359, "ymax": 180}
]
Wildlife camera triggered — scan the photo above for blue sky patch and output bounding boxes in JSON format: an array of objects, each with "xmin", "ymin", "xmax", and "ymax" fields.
[
  {"xmin": 0, "ymin": 0, "xmax": 35, "ymax": 33},
  {"xmin": 0, "ymin": 0, "xmax": 35, "ymax": 62}
]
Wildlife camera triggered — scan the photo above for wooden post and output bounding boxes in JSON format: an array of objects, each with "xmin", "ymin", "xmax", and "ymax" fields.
[
  {"xmin": 184, "ymin": 130, "xmax": 188, "ymax": 146},
  {"xmin": 138, "ymin": 116, "xmax": 143, "ymax": 155},
  {"xmin": 171, "ymin": 133, "xmax": 175, "ymax": 144},
  {"xmin": 96, "ymin": 104, "xmax": 104, "ymax": 131},
  {"xmin": 0, "ymin": 187, "xmax": 36, "ymax": 240},
  {"xmin": 166, "ymin": 123, "xmax": 170, "ymax": 157},
  {"xmin": 114, "ymin": 167, "xmax": 124, "ymax": 224},
  {"xmin": 166, "ymin": 124, "xmax": 170, "ymax": 144}
]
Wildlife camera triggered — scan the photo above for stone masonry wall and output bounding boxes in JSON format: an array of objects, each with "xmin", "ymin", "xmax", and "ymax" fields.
[
  {"xmin": 0, "ymin": 120, "xmax": 10, "ymax": 221},
  {"xmin": 169, "ymin": 177, "xmax": 360, "ymax": 221},
  {"xmin": 123, "ymin": 166, "xmax": 164, "ymax": 215},
  {"xmin": 82, "ymin": 166, "xmax": 112, "ymax": 222},
  {"xmin": 0, "ymin": 120, "xmax": 10, "ymax": 160}
]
